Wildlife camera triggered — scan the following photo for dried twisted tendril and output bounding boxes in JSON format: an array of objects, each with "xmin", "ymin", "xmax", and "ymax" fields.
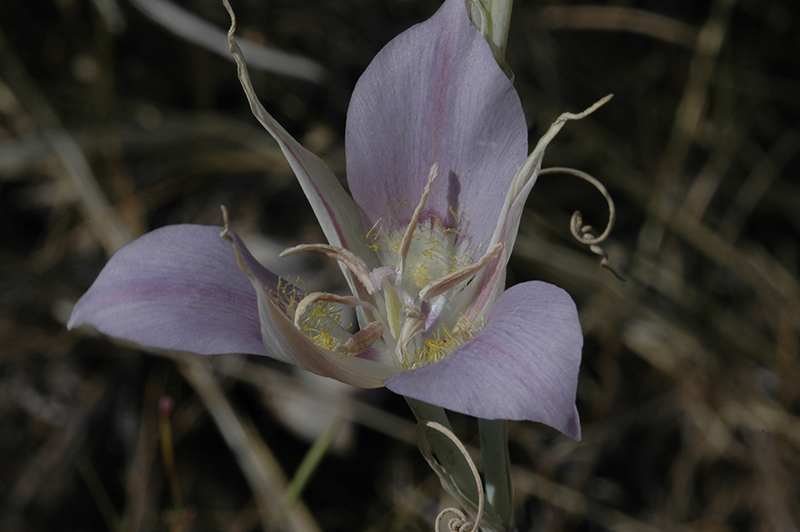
[
  {"xmin": 416, "ymin": 421, "xmax": 484, "ymax": 532},
  {"xmin": 539, "ymin": 167, "xmax": 626, "ymax": 281}
]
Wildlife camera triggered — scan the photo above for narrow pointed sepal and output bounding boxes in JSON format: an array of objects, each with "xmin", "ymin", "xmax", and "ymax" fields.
[{"xmin": 224, "ymin": 3, "xmax": 377, "ymax": 271}]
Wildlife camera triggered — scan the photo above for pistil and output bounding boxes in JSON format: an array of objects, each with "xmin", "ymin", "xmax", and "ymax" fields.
[{"xmin": 396, "ymin": 303, "xmax": 427, "ymax": 359}]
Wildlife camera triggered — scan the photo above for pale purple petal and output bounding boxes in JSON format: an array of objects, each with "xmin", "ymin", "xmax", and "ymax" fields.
[
  {"xmin": 68, "ymin": 225, "xmax": 276, "ymax": 356},
  {"xmin": 384, "ymin": 281, "xmax": 583, "ymax": 439},
  {"xmin": 346, "ymin": 0, "xmax": 528, "ymax": 256},
  {"xmin": 468, "ymin": 99, "xmax": 615, "ymax": 316}
]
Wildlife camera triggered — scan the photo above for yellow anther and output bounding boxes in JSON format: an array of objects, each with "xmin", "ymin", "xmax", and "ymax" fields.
[
  {"xmin": 294, "ymin": 292, "xmax": 357, "ymax": 328},
  {"xmin": 279, "ymin": 286, "xmax": 352, "ymax": 351},
  {"xmin": 401, "ymin": 316, "xmax": 484, "ymax": 370}
]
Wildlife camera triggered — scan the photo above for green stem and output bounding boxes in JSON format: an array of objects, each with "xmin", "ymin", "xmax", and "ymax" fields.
[
  {"xmin": 488, "ymin": 0, "xmax": 513, "ymax": 69},
  {"xmin": 479, "ymin": 418, "xmax": 515, "ymax": 531},
  {"xmin": 405, "ymin": 398, "xmax": 503, "ymax": 530},
  {"xmin": 275, "ymin": 416, "xmax": 345, "ymax": 526},
  {"xmin": 159, "ymin": 399, "xmax": 184, "ymax": 516}
]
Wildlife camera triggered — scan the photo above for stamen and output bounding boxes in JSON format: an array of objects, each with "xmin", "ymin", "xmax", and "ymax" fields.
[
  {"xmin": 281, "ymin": 243, "xmax": 376, "ymax": 294},
  {"xmin": 419, "ymin": 243, "xmax": 503, "ymax": 301},
  {"xmin": 397, "ymin": 163, "xmax": 438, "ymax": 275},
  {"xmin": 294, "ymin": 291, "xmax": 379, "ymax": 328},
  {"xmin": 335, "ymin": 321, "xmax": 385, "ymax": 354}
]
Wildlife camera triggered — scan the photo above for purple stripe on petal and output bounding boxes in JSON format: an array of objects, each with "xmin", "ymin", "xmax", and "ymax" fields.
[
  {"xmin": 384, "ymin": 281, "xmax": 583, "ymax": 439},
  {"xmin": 346, "ymin": 0, "xmax": 527, "ymax": 255},
  {"xmin": 68, "ymin": 225, "xmax": 275, "ymax": 357}
]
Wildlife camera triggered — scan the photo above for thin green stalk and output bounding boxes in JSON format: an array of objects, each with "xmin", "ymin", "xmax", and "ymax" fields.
[
  {"xmin": 274, "ymin": 416, "xmax": 345, "ymax": 527},
  {"xmin": 405, "ymin": 397, "xmax": 503, "ymax": 530},
  {"xmin": 159, "ymin": 398, "xmax": 184, "ymax": 514},
  {"xmin": 479, "ymin": 418, "xmax": 515, "ymax": 531},
  {"xmin": 77, "ymin": 456, "xmax": 125, "ymax": 532}
]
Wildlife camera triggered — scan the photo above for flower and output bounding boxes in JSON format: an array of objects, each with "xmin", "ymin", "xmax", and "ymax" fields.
[{"xmin": 69, "ymin": 0, "xmax": 593, "ymax": 440}]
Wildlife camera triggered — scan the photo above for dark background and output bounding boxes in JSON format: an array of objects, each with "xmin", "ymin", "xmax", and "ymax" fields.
[{"xmin": 1, "ymin": 0, "xmax": 799, "ymax": 531}]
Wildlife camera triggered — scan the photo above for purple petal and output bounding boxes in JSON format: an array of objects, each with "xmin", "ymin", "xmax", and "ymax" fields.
[
  {"xmin": 384, "ymin": 281, "xmax": 583, "ymax": 439},
  {"xmin": 68, "ymin": 225, "xmax": 276, "ymax": 356},
  {"xmin": 346, "ymin": 0, "xmax": 528, "ymax": 256}
]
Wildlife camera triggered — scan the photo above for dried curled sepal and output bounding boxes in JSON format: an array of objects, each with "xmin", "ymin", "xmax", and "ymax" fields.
[{"xmin": 538, "ymin": 166, "xmax": 626, "ymax": 281}]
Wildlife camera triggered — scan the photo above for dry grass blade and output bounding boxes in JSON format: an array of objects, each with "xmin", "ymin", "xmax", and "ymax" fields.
[
  {"xmin": 179, "ymin": 357, "xmax": 322, "ymax": 532},
  {"xmin": 0, "ymin": 31, "xmax": 133, "ymax": 254},
  {"xmin": 2, "ymin": 0, "xmax": 799, "ymax": 530},
  {"xmin": 534, "ymin": 5, "xmax": 700, "ymax": 48},
  {"xmin": 129, "ymin": 0, "xmax": 325, "ymax": 83}
]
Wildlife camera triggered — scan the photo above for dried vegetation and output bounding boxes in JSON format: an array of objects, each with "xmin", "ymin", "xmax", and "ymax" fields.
[{"xmin": 1, "ymin": 0, "xmax": 798, "ymax": 531}]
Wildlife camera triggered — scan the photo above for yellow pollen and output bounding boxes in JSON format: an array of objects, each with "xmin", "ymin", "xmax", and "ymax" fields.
[
  {"xmin": 269, "ymin": 278, "xmax": 351, "ymax": 351},
  {"xmin": 365, "ymin": 217, "xmax": 471, "ymax": 285},
  {"xmin": 403, "ymin": 218, "xmax": 471, "ymax": 290},
  {"xmin": 298, "ymin": 303, "xmax": 350, "ymax": 351},
  {"xmin": 401, "ymin": 315, "xmax": 485, "ymax": 370}
]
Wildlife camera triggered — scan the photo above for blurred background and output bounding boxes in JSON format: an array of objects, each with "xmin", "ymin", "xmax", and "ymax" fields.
[{"xmin": 1, "ymin": 0, "xmax": 799, "ymax": 530}]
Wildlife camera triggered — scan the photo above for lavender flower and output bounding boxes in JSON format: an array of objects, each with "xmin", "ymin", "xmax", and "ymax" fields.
[{"xmin": 69, "ymin": 0, "xmax": 589, "ymax": 439}]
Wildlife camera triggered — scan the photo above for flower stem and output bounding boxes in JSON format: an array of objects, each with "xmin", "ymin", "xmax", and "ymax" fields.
[
  {"xmin": 405, "ymin": 398, "xmax": 478, "ymax": 500},
  {"xmin": 405, "ymin": 397, "xmax": 504, "ymax": 530},
  {"xmin": 479, "ymin": 418, "xmax": 515, "ymax": 531}
]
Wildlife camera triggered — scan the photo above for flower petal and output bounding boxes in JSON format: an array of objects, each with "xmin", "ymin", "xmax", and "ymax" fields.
[
  {"xmin": 383, "ymin": 281, "xmax": 583, "ymax": 439},
  {"xmin": 69, "ymin": 224, "xmax": 399, "ymax": 387},
  {"xmin": 345, "ymin": 0, "xmax": 527, "ymax": 256},
  {"xmin": 68, "ymin": 225, "xmax": 273, "ymax": 356},
  {"xmin": 258, "ymin": 294, "xmax": 397, "ymax": 388}
]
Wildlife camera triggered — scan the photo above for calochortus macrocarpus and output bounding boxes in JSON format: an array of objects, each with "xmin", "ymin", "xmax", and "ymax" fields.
[{"xmin": 70, "ymin": 0, "xmax": 598, "ymax": 441}]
